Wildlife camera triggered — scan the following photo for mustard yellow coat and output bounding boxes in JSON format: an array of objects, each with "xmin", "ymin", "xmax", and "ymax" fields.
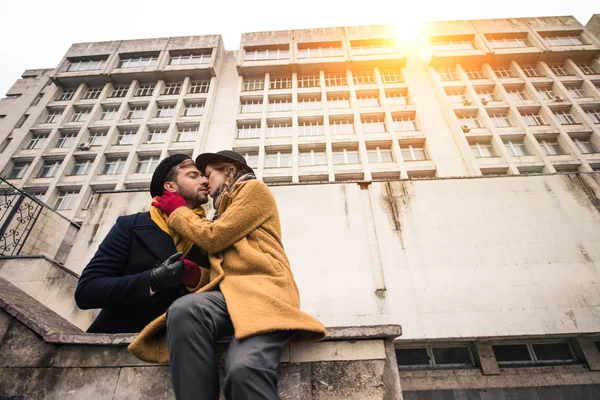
[{"xmin": 128, "ymin": 180, "xmax": 326, "ymax": 363}]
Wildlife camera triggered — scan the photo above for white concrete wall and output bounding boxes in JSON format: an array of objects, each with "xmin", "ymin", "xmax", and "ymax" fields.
[{"xmin": 64, "ymin": 174, "xmax": 600, "ymax": 337}]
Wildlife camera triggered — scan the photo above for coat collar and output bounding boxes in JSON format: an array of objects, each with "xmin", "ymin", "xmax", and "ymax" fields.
[{"xmin": 132, "ymin": 212, "xmax": 177, "ymax": 262}]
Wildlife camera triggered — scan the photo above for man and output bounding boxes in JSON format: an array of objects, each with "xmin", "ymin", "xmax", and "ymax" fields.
[{"xmin": 74, "ymin": 154, "xmax": 211, "ymax": 333}]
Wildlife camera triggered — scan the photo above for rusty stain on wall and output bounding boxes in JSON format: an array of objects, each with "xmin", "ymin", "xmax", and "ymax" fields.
[
  {"xmin": 566, "ymin": 174, "xmax": 600, "ymax": 214},
  {"xmin": 87, "ymin": 196, "xmax": 111, "ymax": 246},
  {"xmin": 341, "ymin": 185, "xmax": 350, "ymax": 229}
]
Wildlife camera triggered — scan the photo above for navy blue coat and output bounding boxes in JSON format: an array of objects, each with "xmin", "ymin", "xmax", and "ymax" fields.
[{"xmin": 74, "ymin": 211, "xmax": 209, "ymax": 333}]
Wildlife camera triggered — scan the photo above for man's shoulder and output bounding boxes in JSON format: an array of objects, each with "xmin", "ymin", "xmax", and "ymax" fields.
[{"xmin": 115, "ymin": 211, "xmax": 152, "ymax": 228}]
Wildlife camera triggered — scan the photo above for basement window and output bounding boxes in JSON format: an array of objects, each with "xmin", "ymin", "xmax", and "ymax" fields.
[
  {"xmin": 492, "ymin": 341, "xmax": 577, "ymax": 366},
  {"xmin": 396, "ymin": 345, "xmax": 474, "ymax": 369}
]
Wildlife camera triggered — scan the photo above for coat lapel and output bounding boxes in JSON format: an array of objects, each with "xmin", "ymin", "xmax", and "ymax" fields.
[{"xmin": 132, "ymin": 212, "xmax": 177, "ymax": 262}]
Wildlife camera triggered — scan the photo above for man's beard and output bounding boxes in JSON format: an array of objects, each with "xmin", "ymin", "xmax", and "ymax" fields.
[{"xmin": 177, "ymin": 186, "xmax": 207, "ymax": 208}]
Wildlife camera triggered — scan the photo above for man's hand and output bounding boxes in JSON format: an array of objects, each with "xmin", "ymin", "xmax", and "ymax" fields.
[
  {"xmin": 152, "ymin": 191, "xmax": 187, "ymax": 216},
  {"xmin": 181, "ymin": 259, "xmax": 202, "ymax": 287},
  {"xmin": 150, "ymin": 252, "xmax": 185, "ymax": 293}
]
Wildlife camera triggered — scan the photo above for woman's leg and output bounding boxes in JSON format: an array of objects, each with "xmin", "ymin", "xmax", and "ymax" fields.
[
  {"xmin": 223, "ymin": 330, "xmax": 292, "ymax": 400},
  {"xmin": 166, "ymin": 291, "xmax": 233, "ymax": 400}
]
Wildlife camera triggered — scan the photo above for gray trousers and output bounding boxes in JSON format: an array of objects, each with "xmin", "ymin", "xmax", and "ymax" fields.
[{"xmin": 166, "ymin": 291, "xmax": 291, "ymax": 400}]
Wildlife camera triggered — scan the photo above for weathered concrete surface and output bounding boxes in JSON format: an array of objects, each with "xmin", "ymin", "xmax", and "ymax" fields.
[{"xmin": 403, "ymin": 385, "xmax": 600, "ymax": 399}]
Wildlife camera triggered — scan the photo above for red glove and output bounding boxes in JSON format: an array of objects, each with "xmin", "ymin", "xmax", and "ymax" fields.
[
  {"xmin": 152, "ymin": 191, "xmax": 186, "ymax": 216},
  {"xmin": 181, "ymin": 259, "xmax": 201, "ymax": 287}
]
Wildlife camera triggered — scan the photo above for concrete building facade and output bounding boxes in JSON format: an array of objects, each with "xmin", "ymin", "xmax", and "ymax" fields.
[{"xmin": 1, "ymin": 14, "xmax": 600, "ymax": 399}]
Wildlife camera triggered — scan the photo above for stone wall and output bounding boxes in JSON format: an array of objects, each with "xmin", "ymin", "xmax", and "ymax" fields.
[{"xmin": 20, "ymin": 206, "xmax": 79, "ymax": 261}]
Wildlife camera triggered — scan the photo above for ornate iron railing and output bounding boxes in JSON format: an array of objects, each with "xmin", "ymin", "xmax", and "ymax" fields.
[{"xmin": 0, "ymin": 177, "xmax": 43, "ymax": 256}]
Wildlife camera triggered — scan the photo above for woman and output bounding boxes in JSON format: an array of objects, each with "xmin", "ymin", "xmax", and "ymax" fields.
[{"xmin": 128, "ymin": 150, "xmax": 325, "ymax": 399}]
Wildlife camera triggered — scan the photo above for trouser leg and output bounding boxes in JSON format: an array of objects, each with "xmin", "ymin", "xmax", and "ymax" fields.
[
  {"xmin": 223, "ymin": 330, "xmax": 292, "ymax": 400},
  {"xmin": 166, "ymin": 291, "xmax": 233, "ymax": 400}
]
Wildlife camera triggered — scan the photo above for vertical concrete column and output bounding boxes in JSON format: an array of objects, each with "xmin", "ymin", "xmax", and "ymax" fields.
[
  {"xmin": 474, "ymin": 341, "xmax": 501, "ymax": 375},
  {"xmin": 291, "ymin": 72, "xmax": 299, "ymax": 183},
  {"xmin": 320, "ymin": 70, "xmax": 335, "ymax": 182},
  {"xmin": 577, "ymin": 337, "xmax": 600, "ymax": 371}
]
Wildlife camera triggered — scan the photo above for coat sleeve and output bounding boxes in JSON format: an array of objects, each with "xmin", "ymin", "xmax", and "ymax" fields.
[
  {"xmin": 74, "ymin": 215, "xmax": 154, "ymax": 310},
  {"xmin": 167, "ymin": 180, "xmax": 274, "ymax": 253}
]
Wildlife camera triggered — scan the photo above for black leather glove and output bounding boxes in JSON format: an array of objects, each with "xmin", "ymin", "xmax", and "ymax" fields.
[{"xmin": 150, "ymin": 252, "xmax": 184, "ymax": 293}]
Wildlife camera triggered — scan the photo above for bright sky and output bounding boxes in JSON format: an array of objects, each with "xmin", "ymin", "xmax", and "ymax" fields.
[{"xmin": 0, "ymin": 0, "xmax": 596, "ymax": 95}]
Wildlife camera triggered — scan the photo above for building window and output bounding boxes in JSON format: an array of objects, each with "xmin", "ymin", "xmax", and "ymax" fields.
[
  {"xmin": 297, "ymin": 43, "xmax": 343, "ymax": 58},
  {"xmin": 457, "ymin": 113, "xmax": 483, "ymax": 129},
  {"xmin": 486, "ymin": 35, "xmax": 530, "ymax": 48},
  {"xmin": 492, "ymin": 342, "xmax": 576, "ymax": 366},
  {"xmin": 573, "ymin": 137, "xmax": 598, "ymax": 154},
  {"xmin": 330, "ymin": 118, "xmax": 355, "ymax": 135},
  {"xmin": 539, "ymin": 139, "xmax": 564, "ymax": 155},
  {"xmin": 565, "ymin": 84, "xmax": 586, "ymax": 99},
  {"xmin": 367, "ymin": 146, "xmax": 394, "ymax": 163},
  {"xmin": 332, "ymin": 148, "xmax": 360, "ymax": 165},
  {"xmin": 89, "ymin": 131, "xmax": 108, "ymax": 146},
  {"xmin": 240, "ymin": 99, "xmax": 263, "ymax": 113},
  {"xmin": 362, "ymin": 117, "xmax": 386, "ymax": 133},
  {"xmin": 136, "ymin": 156, "xmax": 160, "ymax": 174},
  {"xmin": 353, "ymin": 72, "xmax": 376, "ymax": 85},
  {"xmin": 31, "ymin": 93, "xmax": 44, "ymax": 106},
  {"xmin": 169, "ymin": 51, "xmax": 212, "ymax": 65},
  {"xmin": 401, "ymin": 145, "xmax": 428, "ymax": 161},
  {"xmin": 54, "ymin": 191, "xmax": 78, "ymax": 210},
  {"xmin": 147, "ymin": 127, "xmax": 168, "ymax": 143},
  {"xmin": 535, "ymin": 86, "xmax": 556, "ymax": 100},
  {"xmin": 470, "ymin": 142, "xmax": 495, "ymax": 157},
  {"xmin": 100, "ymin": 105, "xmax": 119, "ymax": 121},
  {"xmin": 445, "ymin": 88, "xmax": 465, "ymax": 104},
  {"xmin": 264, "ymin": 151, "xmax": 292, "ymax": 168},
  {"xmin": 163, "ymin": 83, "xmax": 182, "ymax": 96},
  {"xmin": 155, "ymin": 104, "xmax": 176, "ymax": 118},
  {"xmin": 244, "ymin": 47, "xmax": 289, "ymax": 61},
  {"xmin": 266, "ymin": 121, "xmax": 293, "ymax": 138},
  {"xmin": 56, "ymin": 132, "xmax": 77, "ymax": 148},
  {"xmin": 380, "ymin": 71, "xmax": 402, "ymax": 83},
  {"xmin": 270, "ymin": 77, "xmax": 292, "ymax": 90},
  {"xmin": 393, "ymin": 114, "xmax": 418, "ymax": 131},
  {"xmin": 25, "ymin": 189, "xmax": 46, "ymax": 202},
  {"xmin": 493, "ymin": 67, "xmax": 515, "ymax": 78},
  {"xmin": 387, "ymin": 91, "xmax": 409, "ymax": 106},
  {"xmin": 351, "ymin": 40, "xmax": 394, "ymax": 55},
  {"xmin": 505, "ymin": 88, "xmax": 529, "ymax": 102},
  {"xmin": 116, "ymin": 129, "xmax": 137, "ymax": 145},
  {"xmin": 324, "ymin": 74, "xmax": 347, "ymax": 86},
  {"xmin": 475, "ymin": 87, "xmax": 499, "ymax": 103},
  {"xmin": 577, "ymin": 63, "xmax": 598, "ymax": 75},
  {"xmin": 521, "ymin": 111, "xmax": 546, "ymax": 126},
  {"xmin": 298, "ymin": 76, "xmax": 320, "ymax": 88},
  {"xmin": 56, "ymin": 88, "xmax": 76, "ymax": 101},
  {"xmin": 72, "ymin": 159, "xmax": 94, "ymax": 175},
  {"xmin": 464, "ymin": 68, "xmax": 486, "ymax": 80},
  {"xmin": 103, "ymin": 157, "xmax": 127, "ymax": 175},
  {"xmin": 489, "ymin": 112, "xmax": 512, "ymax": 128},
  {"xmin": 299, "ymin": 149, "xmax": 327, "ymax": 166},
  {"xmin": 542, "ymin": 34, "xmax": 586, "ymax": 47},
  {"xmin": 548, "ymin": 64, "xmax": 571, "ymax": 77},
  {"xmin": 437, "ymin": 69, "xmax": 457, "ymax": 81},
  {"xmin": 504, "ymin": 140, "xmax": 529, "ymax": 156},
  {"xmin": 109, "ymin": 85, "xmax": 129, "ymax": 98},
  {"xmin": 183, "ymin": 102, "xmax": 205, "ymax": 117},
  {"xmin": 38, "ymin": 160, "xmax": 62, "ymax": 178},
  {"xmin": 118, "ymin": 54, "xmax": 158, "ymax": 68},
  {"xmin": 135, "ymin": 84, "xmax": 155, "ymax": 97},
  {"xmin": 237, "ymin": 123, "xmax": 261, "ymax": 139},
  {"xmin": 268, "ymin": 97, "xmax": 292, "ymax": 112},
  {"xmin": 237, "ymin": 152, "xmax": 259, "ymax": 169},
  {"xmin": 553, "ymin": 109, "xmax": 578, "ymax": 125},
  {"xmin": 66, "ymin": 58, "xmax": 106, "ymax": 72},
  {"xmin": 430, "ymin": 37, "xmax": 474, "ymax": 51},
  {"xmin": 396, "ymin": 346, "xmax": 474, "ymax": 369},
  {"xmin": 83, "ymin": 87, "xmax": 102, "ymax": 100},
  {"xmin": 189, "ymin": 80, "xmax": 210, "ymax": 94},
  {"xmin": 177, "ymin": 125, "xmax": 200, "ymax": 142},
  {"xmin": 26, "ymin": 132, "xmax": 49, "ymax": 149},
  {"xmin": 327, "ymin": 95, "xmax": 350, "ymax": 109},
  {"xmin": 298, "ymin": 95, "xmax": 322, "ymax": 111},
  {"xmin": 127, "ymin": 105, "xmax": 147, "ymax": 119},
  {"xmin": 71, "ymin": 107, "xmax": 91, "ymax": 123},
  {"xmin": 298, "ymin": 120, "xmax": 324, "ymax": 136},
  {"xmin": 243, "ymin": 78, "xmax": 265, "ymax": 92},
  {"xmin": 356, "ymin": 94, "xmax": 379, "ymax": 108},
  {"xmin": 585, "ymin": 108, "xmax": 600, "ymax": 124},
  {"xmin": 521, "ymin": 65, "xmax": 542, "ymax": 77},
  {"xmin": 7, "ymin": 162, "xmax": 30, "ymax": 179}
]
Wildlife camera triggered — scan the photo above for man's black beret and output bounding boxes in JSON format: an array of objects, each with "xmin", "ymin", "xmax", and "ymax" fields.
[{"xmin": 150, "ymin": 154, "xmax": 192, "ymax": 198}]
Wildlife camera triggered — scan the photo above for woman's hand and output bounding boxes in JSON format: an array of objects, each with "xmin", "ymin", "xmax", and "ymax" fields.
[
  {"xmin": 152, "ymin": 191, "xmax": 187, "ymax": 216},
  {"xmin": 181, "ymin": 259, "xmax": 201, "ymax": 287}
]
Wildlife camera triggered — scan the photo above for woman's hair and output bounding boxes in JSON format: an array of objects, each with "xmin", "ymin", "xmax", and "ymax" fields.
[{"xmin": 209, "ymin": 162, "xmax": 246, "ymax": 193}]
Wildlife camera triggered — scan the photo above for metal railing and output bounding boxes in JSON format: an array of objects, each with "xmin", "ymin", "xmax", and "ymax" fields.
[{"xmin": 0, "ymin": 177, "xmax": 44, "ymax": 256}]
